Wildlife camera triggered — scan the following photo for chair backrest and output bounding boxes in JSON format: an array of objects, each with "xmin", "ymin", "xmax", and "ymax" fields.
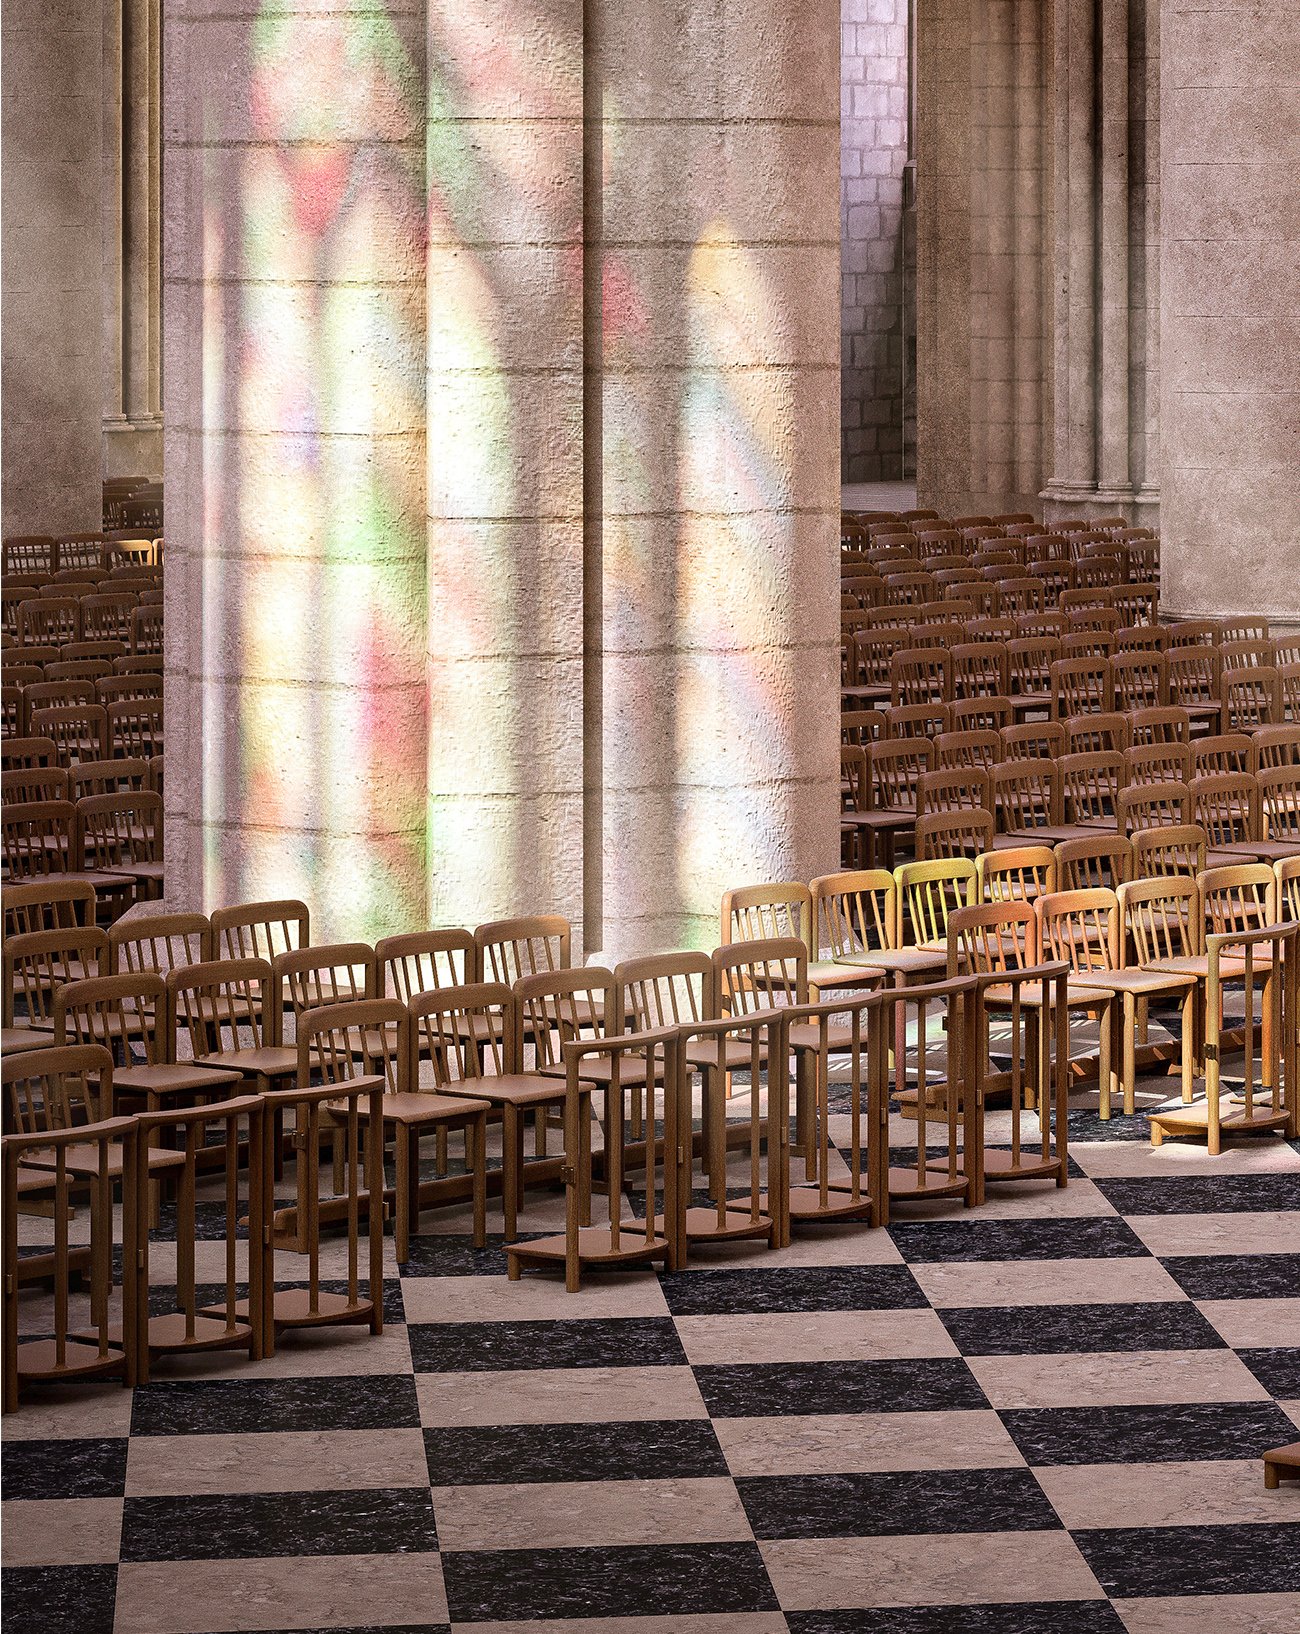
[
  {"xmin": 1065, "ymin": 711, "xmax": 1130, "ymax": 755},
  {"xmin": 711, "ymin": 937, "xmax": 806, "ymax": 1014},
  {"xmin": 3, "ymin": 877, "xmax": 97, "ymax": 937},
  {"xmin": 2, "ymin": 766, "xmax": 69, "ymax": 805},
  {"xmin": 1111, "ymin": 651, "xmax": 1169, "ymax": 711},
  {"xmin": 810, "ymin": 869, "xmax": 898, "ymax": 959},
  {"xmin": 1276, "ymin": 857, "xmax": 1300, "ymax": 922},
  {"xmin": 977, "ymin": 844, "xmax": 1057, "ymax": 904},
  {"xmin": 2, "ymin": 1043, "xmax": 113, "ymax": 1134},
  {"xmin": 169, "ymin": 957, "xmax": 277, "ymax": 1056},
  {"xmin": 514, "ymin": 967, "xmax": 617, "ymax": 1066},
  {"xmin": 946, "ymin": 901, "xmax": 1039, "ymax": 974},
  {"xmin": 69, "ymin": 755, "xmax": 150, "ymax": 800},
  {"xmin": 1117, "ymin": 779, "xmax": 1191, "ymax": 837},
  {"xmin": 1222, "ymin": 665, "xmax": 1281, "ymax": 731},
  {"xmin": 1, "ymin": 799, "xmax": 77, "ymax": 877},
  {"xmin": 1252, "ymin": 724, "xmax": 1300, "ymax": 772},
  {"xmin": 883, "ymin": 701, "xmax": 950, "ymax": 740},
  {"xmin": 297, "ymin": 998, "xmax": 406, "ymax": 1093},
  {"xmin": 1191, "ymin": 772, "xmax": 1258, "ymax": 848},
  {"xmin": 915, "ymin": 807, "xmax": 996, "ymax": 861},
  {"xmin": 1124, "ymin": 742, "xmax": 1192, "ymax": 787},
  {"xmin": 1050, "ymin": 656, "xmax": 1112, "ymax": 718},
  {"xmin": 1192, "ymin": 732, "xmax": 1256, "ymax": 778},
  {"xmin": 273, "ymin": 943, "xmax": 379, "ymax": 1021},
  {"xmin": 1037, "ymin": 887, "xmax": 1119, "ymax": 974},
  {"xmin": 615, "ymin": 952, "xmax": 714, "ymax": 1033},
  {"xmin": 720, "ymin": 882, "xmax": 813, "ymax": 952},
  {"xmin": 53, "ymin": 971, "xmax": 169, "ymax": 1064},
  {"xmin": 1131, "ymin": 823, "xmax": 1208, "ymax": 879},
  {"xmin": 1061, "ymin": 751, "xmax": 1125, "ymax": 824},
  {"xmin": 109, "ymin": 912, "xmax": 212, "ymax": 979},
  {"xmin": 1055, "ymin": 832, "xmax": 1135, "ymax": 892},
  {"xmin": 3, "ymin": 927, "xmax": 109, "ymax": 1028},
  {"xmin": 949, "ymin": 694, "xmax": 1013, "ymax": 733},
  {"xmin": 935, "ymin": 728, "xmax": 1002, "ymax": 771},
  {"xmin": 1198, "ymin": 863, "xmax": 1276, "ymax": 937},
  {"xmin": 890, "ymin": 646, "xmax": 952, "ymax": 707},
  {"xmin": 992, "ymin": 759, "xmax": 1061, "ymax": 832},
  {"xmin": 1119, "ymin": 877, "xmax": 1201, "ymax": 965},
  {"xmin": 408, "ymin": 982, "xmax": 516, "ymax": 1083},
  {"xmin": 212, "ymin": 898, "xmax": 310, "ymax": 962},
  {"xmin": 474, "ymin": 914, "xmax": 571, "ymax": 984},
  {"xmin": 1127, "ymin": 706, "xmax": 1191, "ymax": 745},
  {"xmin": 1001, "ymin": 720, "xmax": 1066, "ymax": 761},
  {"xmin": 918, "ymin": 766, "xmax": 992, "ymax": 817},
  {"xmin": 896, "ymin": 857, "xmax": 977, "ymax": 946},
  {"xmin": 1, "ymin": 736, "xmax": 58, "ymax": 771},
  {"xmin": 375, "ymin": 928, "xmax": 478, "ymax": 1003},
  {"xmin": 29, "ymin": 703, "xmax": 107, "ymax": 763},
  {"xmin": 870, "ymin": 737, "xmax": 932, "ymax": 810},
  {"xmin": 77, "ymin": 789, "xmax": 163, "ymax": 869},
  {"xmin": 1259, "ymin": 765, "xmax": 1300, "ymax": 842},
  {"xmin": 107, "ymin": 698, "xmax": 164, "ymax": 759}
]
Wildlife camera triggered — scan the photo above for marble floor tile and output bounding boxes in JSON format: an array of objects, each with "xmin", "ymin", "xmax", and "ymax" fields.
[
  {"xmin": 1113, "ymin": 1593, "xmax": 1300, "ymax": 1634},
  {"xmin": 400, "ymin": 1273, "xmax": 670, "ymax": 1325},
  {"xmin": 1195, "ymin": 1297, "xmax": 1300, "ymax": 1348},
  {"xmin": 674, "ymin": 1228, "xmax": 904, "ymax": 1268},
  {"xmin": 129, "ymin": 1374, "xmax": 422, "ymax": 1436},
  {"xmin": 2, "ymin": 1435, "xmax": 127, "ymax": 1499},
  {"xmin": 940, "ymin": 1301, "xmax": 1223, "ymax": 1356},
  {"xmin": 1075, "ymin": 1522, "xmax": 1300, "ymax": 1598},
  {"xmin": 1283, "ymin": 1399, "xmax": 1300, "ymax": 1430},
  {"xmin": 695, "ymin": 1358, "xmax": 986, "ymax": 1419},
  {"xmin": 1069, "ymin": 1142, "xmax": 1300, "ymax": 1179},
  {"xmin": 1, "ymin": 1497, "xmax": 123, "ymax": 1566},
  {"xmin": 452, "ymin": 1619, "xmax": 789, "ymax": 1634},
  {"xmin": 759, "ymin": 1530, "xmax": 1105, "ymax": 1610},
  {"xmin": 782, "ymin": 1605, "xmax": 1126, "ymax": 1633},
  {"xmin": 124, "ymin": 1428, "xmax": 431, "ymax": 1496},
  {"xmin": 659, "ymin": 1266, "xmax": 926, "ymax": 1315},
  {"xmin": 969, "ymin": 1347, "xmax": 1269, "ymax": 1410},
  {"xmin": 673, "ymin": 1309, "xmax": 959, "ymax": 1366},
  {"xmin": 138, "ymin": 1324, "xmax": 415, "ymax": 1382},
  {"xmin": 113, "ymin": 1551, "xmax": 448, "ymax": 1633},
  {"xmin": 887, "ymin": 1217, "xmax": 1148, "ymax": 1263},
  {"xmin": 415, "ymin": 1364, "xmax": 708, "ymax": 1429},
  {"xmin": 118, "ymin": 1489, "xmax": 439, "ymax": 1562},
  {"xmin": 1037, "ymin": 1459, "xmax": 1300, "ymax": 1529},
  {"xmin": 1159, "ymin": 1253, "xmax": 1300, "ymax": 1300},
  {"xmin": 1000, "ymin": 1401, "xmax": 1300, "ymax": 1466},
  {"xmin": 1093, "ymin": 1175, "xmax": 1300, "ymax": 1216},
  {"xmin": 1127, "ymin": 1211, "xmax": 1300, "ymax": 1259},
  {"xmin": 2, "ymin": 1564, "xmax": 116, "ymax": 1634},
  {"xmin": 1237, "ymin": 1347, "xmax": 1300, "ymax": 1397},
  {"xmin": 913, "ymin": 1257, "xmax": 1186, "ymax": 1308},
  {"xmin": 714, "ymin": 1409, "xmax": 1025, "ymax": 1477},
  {"xmin": 0, "ymin": 1386, "xmax": 133, "ymax": 1440},
  {"xmin": 408, "ymin": 1316, "xmax": 686, "ymax": 1373},
  {"xmin": 424, "ymin": 1418, "xmax": 729, "ymax": 1487},
  {"xmin": 431, "ymin": 1476, "xmax": 753, "ymax": 1551},
  {"xmin": 737, "ymin": 1467, "xmax": 1059, "ymax": 1539}
]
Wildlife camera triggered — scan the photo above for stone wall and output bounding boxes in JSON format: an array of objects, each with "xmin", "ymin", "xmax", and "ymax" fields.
[
  {"xmin": 840, "ymin": 0, "xmax": 910, "ymax": 483},
  {"xmin": 1, "ymin": 0, "xmax": 103, "ymax": 536}
]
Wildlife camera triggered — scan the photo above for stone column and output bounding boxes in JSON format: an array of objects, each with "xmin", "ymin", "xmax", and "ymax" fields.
[
  {"xmin": 1161, "ymin": 1, "xmax": 1300, "ymax": 626},
  {"xmin": 591, "ymin": 0, "xmax": 841, "ymax": 955},
  {"xmin": 1, "ymin": 0, "xmax": 103, "ymax": 535},
  {"xmin": 423, "ymin": 1, "xmax": 586, "ymax": 936},
  {"xmin": 163, "ymin": 0, "xmax": 430, "ymax": 940}
]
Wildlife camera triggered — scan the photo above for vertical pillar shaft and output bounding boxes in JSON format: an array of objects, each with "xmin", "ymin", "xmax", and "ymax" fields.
[{"xmin": 1098, "ymin": 0, "xmax": 1131, "ymax": 491}]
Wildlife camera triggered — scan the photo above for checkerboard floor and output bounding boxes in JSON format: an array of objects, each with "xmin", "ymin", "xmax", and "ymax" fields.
[{"xmin": 5, "ymin": 1069, "xmax": 1300, "ymax": 1634}]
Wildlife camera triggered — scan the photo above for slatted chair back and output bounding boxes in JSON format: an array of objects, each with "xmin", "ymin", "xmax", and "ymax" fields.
[
  {"xmin": 1167, "ymin": 618, "xmax": 1219, "ymax": 648},
  {"xmin": 1191, "ymin": 772, "xmax": 1258, "ymax": 850},
  {"xmin": 616, "ymin": 952, "xmax": 714, "ymax": 1033},
  {"xmin": 18, "ymin": 597, "xmax": 79, "ymax": 647},
  {"xmin": 475, "ymin": 914, "xmax": 571, "ymax": 984},
  {"xmin": 109, "ymin": 911, "xmax": 212, "ymax": 981},
  {"xmin": 1277, "ymin": 858, "xmax": 1300, "ymax": 922},
  {"xmin": 1061, "ymin": 630, "xmax": 1114, "ymax": 662},
  {"xmin": 3, "ymin": 877, "xmax": 97, "ymax": 937},
  {"xmin": 993, "ymin": 758, "xmax": 1062, "ymax": 833},
  {"xmin": 1198, "ymin": 863, "xmax": 1276, "ymax": 937},
  {"xmin": 1169, "ymin": 645, "xmax": 1221, "ymax": 714},
  {"xmin": 95, "ymin": 672, "xmax": 163, "ymax": 709},
  {"xmin": 273, "ymin": 944, "xmax": 379, "ymax": 1032},
  {"xmin": 1061, "ymin": 750, "xmax": 1125, "ymax": 825},
  {"xmin": 1117, "ymin": 779, "xmax": 1191, "ymax": 837},
  {"xmin": 870, "ymin": 736, "xmax": 931, "ymax": 811},
  {"xmin": 2, "ymin": 683, "xmax": 24, "ymax": 737},
  {"xmin": 949, "ymin": 694, "xmax": 1013, "ymax": 733},
  {"xmin": 1065, "ymin": 711, "xmax": 1130, "ymax": 755},
  {"xmin": 1001, "ymin": 720, "xmax": 1066, "ymax": 761},
  {"xmin": 1038, "ymin": 888, "xmax": 1119, "ymax": 975},
  {"xmin": 53, "ymin": 971, "xmax": 171, "ymax": 1064},
  {"xmin": 712, "ymin": 937, "xmax": 806, "ymax": 1015},
  {"xmin": 212, "ymin": 898, "xmax": 310, "ymax": 963},
  {"xmin": 721, "ymin": 882, "xmax": 813, "ymax": 950},
  {"xmin": 107, "ymin": 698, "xmax": 164, "ymax": 759},
  {"xmin": 408, "ymin": 981, "xmax": 516, "ymax": 1082},
  {"xmin": 1055, "ymin": 832, "xmax": 1135, "ymax": 892},
  {"xmin": 897, "ymin": 857, "xmax": 977, "ymax": 948},
  {"xmin": 514, "ymin": 967, "xmax": 618, "ymax": 1067},
  {"xmin": 3, "ymin": 534, "xmax": 55, "ymax": 575},
  {"xmin": 57, "ymin": 536, "xmax": 107, "ymax": 573},
  {"xmin": 1124, "ymin": 742, "xmax": 1192, "ymax": 786},
  {"xmin": 952, "ymin": 642, "xmax": 1008, "ymax": 699},
  {"xmin": 1, "ymin": 799, "xmax": 77, "ymax": 877},
  {"xmin": 918, "ymin": 766, "xmax": 992, "ymax": 817},
  {"xmin": 1007, "ymin": 636, "xmax": 1060, "ymax": 709},
  {"xmin": 112, "ymin": 653, "xmax": 161, "ymax": 674},
  {"xmin": 890, "ymin": 646, "xmax": 951, "ymax": 707},
  {"xmin": 977, "ymin": 844, "xmax": 1057, "ymax": 904},
  {"xmin": 1131, "ymin": 823, "xmax": 1209, "ymax": 879},
  {"xmin": 946, "ymin": 900, "xmax": 1039, "ymax": 974},
  {"xmin": 3, "ymin": 927, "xmax": 108, "ymax": 1033},
  {"xmin": 80, "ymin": 594, "xmax": 137, "ymax": 644},
  {"xmin": 1, "ymin": 736, "xmax": 58, "ymax": 771},
  {"xmin": 1220, "ymin": 638, "xmax": 1275, "ymax": 671},
  {"xmin": 1223, "ymin": 665, "xmax": 1281, "ymax": 732},
  {"xmin": 883, "ymin": 701, "xmax": 950, "ymax": 739},
  {"xmin": 810, "ymin": 869, "xmax": 897, "ymax": 962},
  {"xmin": 1115, "ymin": 624, "xmax": 1167, "ymax": 653},
  {"xmin": 297, "ymin": 996, "xmax": 406, "ymax": 1092},
  {"xmin": 70, "ymin": 756, "xmax": 150, "ymax": 800},
  {"xmin": 1253, "ymin": 724, "xmax": 1300, "ymax": 771},
  {"xmin": 1259, "ymin": 765, "xmax": 1300, "ymax": 844},
  {"xmin": 169, "ymin": 957, "xmax": 278, "ymax": 1060},
  {"xmin": 2, "ymin": 1043, "xmax": 113, "ymax": 1135},
  {"xmin": 25, "ymin": 677, "xmax": 98, "ymax": 714},
  {"xmin": 915, "ymin": 807, "xmax": 995, "ymax": 862},
  {"xmin": 1119, "ymin": 876, "xmax": 1201, "ymax": 965},
  {"xmin": 1126, "ymin": 706, "xmax": 1192, "ymax": 745},
  {"xmin": 76, "ymin": 789, "xmax": 163, "ymax": 879},
  {"xmin": 375, "ymin": 928, "xmax": 478, "ymax": 1004},
  {"xmin": 29, "ymin": 703, "xmax": 107, "ymax": 763},
  {"xmin": 935, "ymin": 728, "xmax": 1001, "ymax": 771},
  {"xmin": 1192, "ymin": 732, "xmax": 1256, "ymax": 778},
  {"xmin": 1111, "ymin": 652, "xmax": 1169, "ymax": 712},
  {"xmin": 46, "ymin": 660, "xmax": 113, "ymax": 682},
  {"xmin": 2, "ymin": 766, "xmax": 70, "ymax": 805},
  {"xmin": 130, "ymin": 603, "xmax": 164, "ymax": 654}
]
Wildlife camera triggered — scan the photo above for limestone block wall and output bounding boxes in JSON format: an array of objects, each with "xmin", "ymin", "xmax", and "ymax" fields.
[
  {"xmin": 1, "ymin": 0, "xmax": 103, "ymax": 536},
  {"xmin": 840, "ymin": 0, "xmax": 910, "ymax": 483}
]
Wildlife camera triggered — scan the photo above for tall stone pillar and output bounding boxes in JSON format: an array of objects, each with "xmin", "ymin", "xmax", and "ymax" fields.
[
  {"xmin": 1, "ymin": 0, "xmax": 103, "ymax": 535},
  {"xmin": 591, "ymin": 0, "xmax": 841, "ymax": 955},
  {"xmin": 1161, "ymin": 1, "xmax": 1300, "ymax": 626},
  {"xmin": 163, "ymin": 0, "xmax": 430, "ymax": 941}
]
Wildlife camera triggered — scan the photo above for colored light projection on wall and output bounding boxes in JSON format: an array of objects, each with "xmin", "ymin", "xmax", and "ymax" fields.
[
  {"xmin": 204, "ymin": 1, "xmax": 428, "ymax": 940},
  {"xmin": 674, "ymin": 221, "xmax": 801, "ymax": 947},
  {"xmin": 423, "ymin": 1, "xmax": 583, "ymax": 926}
]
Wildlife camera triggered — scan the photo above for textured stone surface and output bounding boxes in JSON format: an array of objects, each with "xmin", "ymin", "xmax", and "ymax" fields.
[
  {"xmin": 1, "ymin": 0, "xmax": 103, "ymax": 535},
  {"xmin": 1160, "ymin": 0, "xmax": 1300, "ymax": 623}
]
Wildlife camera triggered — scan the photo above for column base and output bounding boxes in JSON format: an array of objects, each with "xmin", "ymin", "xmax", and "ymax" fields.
[
  {"xmin": 1039, "ymin": 481, "xmax": 1159, "ymax": 526},
  {"xmin": 103, "ymin": 416, "xmax": 163, "ymax": 481}
]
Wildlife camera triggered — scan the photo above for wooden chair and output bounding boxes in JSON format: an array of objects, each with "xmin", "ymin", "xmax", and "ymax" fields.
[
  {"xmin": 1193, "ymin": 732, "xmax": 1256, "ymax": 778},
  {"xmin": 1258, "ymin": 766, "xmax": 1300, "ymax": 860},
  {"xmin": 1111, "ymin": 651, "xmax": 1169, "ymax": 711},
  {"xmin": 107, "ymin": 699, "xmax": 164, "ymax": 760},
  {"xmin": 475, "ymin": 914, "xmax": 571, "ymax": 984},
  {"xmin": 1124, "ymin": 741, "xmax": 1192, "ymax": 787},
  {"xmin": 1253, "ymin": 724, "xmax": 1300, "ymax": 771},
  {"xmin": 212, "ymin": 898, "xmax": 310, "ymax": 963},
  {"xmin": 721, "ymin": 882, "xmax": 812, "ymax": 949},
  {"xmin": 3, "ymin": 877, "xmax": 97, "ymax": 938},
  {"xmin": 169, "ymin": 957, "xmax": 299, "ymax": 1099},
  {"xmin": 3, "ymin": 926, "xmax": 108, "ymax": 1054},
  {"xmin": 978, "ymin": 844, "xmax": 1056, "ymax": 905},
  {"xmin": 375, "ymin": 928, "xmax": 477, "ymax": 1002},
  {"xmin": 935, "ymin": 728, "xmax": 1001, "ymax": 771},
  {"xmin": 1065, "ymin": 711, "xmax": 1130, "ymax": 755},
  {"xmin": 1132, "ymin": 824, "xmax": 1211, "ymax": 879},
  {"xmin": 2, "ymin": 766, "xmax": 70, "ymax": 805},
  {"xmin": 1055, "ymin": 832, "xmax": 1134, "ymax": 892},
  {"xmin": 1169, "ymin": 646, "xmax": 1223, "ymax": 735},
  {"xmin": 1117, "ymin": 780, "xmax": 1192, "ymax": 837},
  {"xmin": 76, "ymin": 789, "xmax": 164, "ymax": 906},
  {"xmin": 29, "ymin": 703, "xmax": 108, "ymax": 764},
  {"xmin": 18, "ymin": 598, "xmax": 80, "ymax": 647},
  {"xmin": 70, "ymin": 756, "xmax": 150, "ymax": 800},
  {"xmin": 1001, "ymin": 720, "xmax": 1066, "ymax": 761},
  {"xmin": 1, "ymin": 736, "xmax": 59, "ymax": 772},
  {"xmin": 2, "ymin": 799, "xmax": 79, "ymax": 880}
]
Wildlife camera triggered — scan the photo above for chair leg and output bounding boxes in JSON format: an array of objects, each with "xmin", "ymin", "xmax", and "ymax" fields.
[
  {"xmin": 393, "ymin": 1127, "xmax": 411, "ymax": 1264},
  {"xmin": 502, "ymin": 1106, "xmax": 521, "ymax": 1242},
  {"xmin": 1181, "ymin": 989, "xmax": 1196, "ymax": 1104},
  {"xmin": 1122, "ymin": 993, "xmax": 1138, "ymax": 1117},
  {"xmin": 470, "ymin": 1115, "xmax": 487, "ymax": 1249}
]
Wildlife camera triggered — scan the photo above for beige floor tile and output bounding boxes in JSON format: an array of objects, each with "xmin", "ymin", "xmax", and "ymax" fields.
[
  {"xmin": 1038, "ymin": 1458, "xmax": 1300, "ymax": 1528},
  {"xmin": 1282, "ymin": 1399, "xmax": 1300, "ymax": 1431},
  {"xmin": 716, "ymin": 1409, "xmax": 1025, "ymax": 1476},
  {"xmin": 401, "ymin": 1272, "xmax": 668, "ymax": 1325},
  {"xmin": 1196, "ymin": 1298, "xmax": 1300, "ymax": 1349},
  {"xmin": 416, "ymin": 1364, "xmax": 708, "ymax": 1428},
  {"xmin": 1127, "ymin": 1211, "xmax": 1300, "ymax": 1258},
  {"xmin": 676, "ymin": 1228, "xmax": 903, "ymax": 1268},
  {"xmin": 673, "ymin": 1309, "xmax": 958, "ymax": 1366},
  {"xmin": 885, "ymin": 1178, "xmax": 1119, "ymax": 1221},
  {"xmin": 153, "ymin": 1323, "xmax": 412, "ymax": 1380},
  {"xmin": 1, "ymin": 1498, "xmax": 122, "ymax": 1566},
  {"xmin": 432, "ymin": 1476, "xmax": 753, "ymax": 1551},
  {"xmin": 912, "ymin": 1256, "xmax": 1186, "ymax": 1308},
  {"xmin": 969, "ymin": 1348, "xmax": 1270, "ymax": 1409},
  {"xmin": 114, "ymin": 1552, "xmax": 447, "ymax": 1634},
  {"xmin": 2, "ymin": 1385, "xmax": 133, "ymax": 1439},
  {"xmin": 125, "ymin": 1428, "xmax": 429, "ymax": 1497},
  {"xmin": 457, "ymin": 1618, "xmax": 790, "ymax": 1634},
  {"xmin": 1070, "ymin": 1141, "xmax": 1300, "ymax": 1178},
  {"xmin": 760, "ymin": 1531, "xmax": 1104, "ymax": 1610},
  {"xmin": 1115, "ymin": 1594, "xmax": 1300, "ymax": 1633}
]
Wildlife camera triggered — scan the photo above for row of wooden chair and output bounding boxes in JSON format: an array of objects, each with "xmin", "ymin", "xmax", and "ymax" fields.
[
  {"xmin": 3, "ymin": 531, "xmax": 162, "ymax": 576},
  {"xmin": 1, "ymin": 793, "xmax": 164, "ymax": 916},
  {"xmin": 5, "ymin": 595, "xmax": 162, "ymax": 653}
]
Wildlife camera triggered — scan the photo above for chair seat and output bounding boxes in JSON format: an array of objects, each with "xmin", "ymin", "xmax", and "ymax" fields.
[
  {"xmin": 454, "ymin": 1072, "xmax": 567, "ymax": 1108},
  {"xmin": 1, "ymin": 1024, "xmax": 57, "ymax": 1054},
  {"xmin": 344, "ymin": 1090, "xmax": 489, "ymax": 1126},
  {"xmin": 684, "ymin": 1037, "xmax": 767, "ymax": 1071},
  {"xmin": 1150, "ymin": 952, "xmax": 1277, "ymax": 979},
  {"xmin": 787, "ymin": 1020, "xmax": 873, "ymax": 1055},
  {"xmin": 113, "ymin": 1062, "xmax": 245, "ymax": 1102},
  {"xmin": 538, "ymin": 1055, "xmax": 651, "ymax": 1088},
  {"xmin": 1077, "ymin": 967, "xmax": 1198, "ymax": 996},
  {"xmin": 808, "ymin": 958, "xmax": 885, "ymax": 994},
  {"xmin": 22, "ymin": 1141, "xmax": 187, "ymax": 1181},
  {"xmin": 983, "ymin": 976, "xmax": 1112, "ymax": 1008},
  {"xmin": 195, "ymin": 1045, "xmax": 299, "ymax": 1080},
  {"xmin": 865, "ymin": 946, "xmax": 947, "ymax": 976},
  {"xmin": 104, "ymin": 860, "xmax": 164, "ymax": 885}
]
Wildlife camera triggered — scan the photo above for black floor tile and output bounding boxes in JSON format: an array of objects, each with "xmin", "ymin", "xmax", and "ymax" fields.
[
  {"xmin": 660, "ymin": 1265, "xmax": 927, "ymax": 1315},
  {"xmin": 424, "ymin": 1418, "xmax": 727, "ymax": 1485},
  {"xmin": 737, "ymin": 1467, "xmax": 1060, "ymax": 1538},
  {"xmin": 0, "ymin": 1565, "xmax": 117, "ymax": 1634},
  {"xmin": 408, "ymin": 1316, "xmax": 686, "ymax": 1372},
  {"xmin": 119, "ymin": 1489, "xmax": 437, "ymax": 1561},
  {"xmin": 1238, "ymin": 1347, "xmax": 1300, "ymax": 1398},
  {"xmin": 1160, "ymin": 1253, "xmax": 1300, "ymax": 1300},
  {"xmin": 1002, "ymin": 1401, "xmax": 1300, "ymax": 1465},
  {"xmin": 786, "ymin": 1605, "xmax": 1126, "ymax": 1634},
  {"xmin": 938, "ymin": 1301, "xmax": 1225, "ymax": 1356},
  {"xmin": 441, "ymin": 1541, "xmax": 779, "ymax": 1621},
  {"xmin": 695, "ymin": 1358, "xmax": 987, "ymax": 1418},
  {"xmin": 399, "ymin": 1234, "xmax": 547, "ymax": 1277},
  {"xmin": 0, "ymin": 1436, "xmax": 127, "ymax": 1499},
  {"xmin": 888, "ymin": 1217, "xmax": 1148, "ymax": 1263},
  {"xmin": 1076, "ymin": 1522, "xmax": 1300, "ymax": 1598},
  {"xmin": 130, "ymin": 1374, "xmax": 421, "ymax": 1435},
  {"xmin": 1093, "ymin": 1174, "xmax": 1300, "ymax": 1214}
]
